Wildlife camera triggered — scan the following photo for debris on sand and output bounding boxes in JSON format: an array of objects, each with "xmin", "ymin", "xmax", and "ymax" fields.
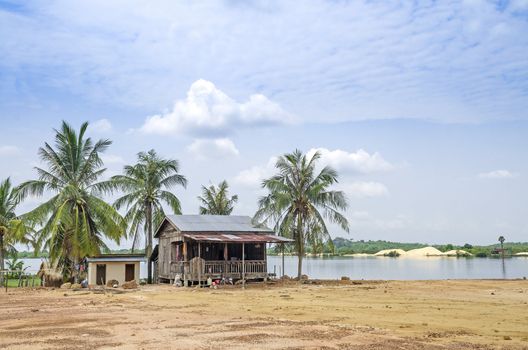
[{"xmin": 122, "ymin": 280, "xmax": 138, "ymax": 289}]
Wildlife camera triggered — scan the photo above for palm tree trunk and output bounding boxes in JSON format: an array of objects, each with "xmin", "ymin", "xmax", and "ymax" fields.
[
  {"xmin": 146, "ymin": 202, "xmax": 153, "ymax": 284},
  {"xmin": 296, "ymin": 215, "xmax": 304, "ymax": 279},
  {"xmin": 0, "ymin": 233, "xmax": 4, "ymax": 285}
]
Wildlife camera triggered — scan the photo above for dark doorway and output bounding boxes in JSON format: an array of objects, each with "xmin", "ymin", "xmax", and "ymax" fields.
[
  {"xmin": 125, "ymin": 264, "xmax": 135, "ymax": 282},
  {"xmin": 96, "ymin": 264, "xmax": 106, "ymax": 285}
]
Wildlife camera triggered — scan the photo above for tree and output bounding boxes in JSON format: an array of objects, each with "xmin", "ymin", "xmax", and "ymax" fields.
[
  {"xmin": 18, "ymin": 121, "xmax": 126, "ymax": 279},
  {"xmin": 0, "ymin": 178, "xmax": 29, "ymax": 284},
  {"xmin": 102, "ymin": 149, "xmax": 187, "ymax": 283},
  {"xmin": 498, "ymin": 235, "xmax": 506, "ymax": 258},
  {"xmin": 254, "ymin": 149, "xmax": 349, "ymax": 278},
  {"xmin": 198, "ymin": 180, "xmax": 238, "ymax": 215}
]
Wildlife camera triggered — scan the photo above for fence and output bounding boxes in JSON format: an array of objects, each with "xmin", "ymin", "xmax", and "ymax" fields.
[{"xmin": 0, "ymin": 270, "xmax": 41, "ymax": 291}]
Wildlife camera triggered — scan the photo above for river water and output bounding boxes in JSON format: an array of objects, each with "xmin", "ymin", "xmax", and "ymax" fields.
[{"xmin": 20, "ymin": 256, "xmax": 528, "ymax": 280}]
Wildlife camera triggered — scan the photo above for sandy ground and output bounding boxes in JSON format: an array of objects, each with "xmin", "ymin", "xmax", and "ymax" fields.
[{"xmin": 1, "ymin": 280, "xmax": 527, "ymax": 350}]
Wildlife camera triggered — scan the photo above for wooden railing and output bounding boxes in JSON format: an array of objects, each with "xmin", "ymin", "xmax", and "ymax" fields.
[
  {"xmin": 204, "ymin": 260, "xmax": 266, "ymax": 275},
  {"xmin": 170, "ymin": 260, "xmax": 266, "ymax": 278}
]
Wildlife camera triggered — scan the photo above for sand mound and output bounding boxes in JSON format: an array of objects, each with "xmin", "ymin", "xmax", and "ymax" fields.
[
  {"xmin": 515, "ymin": 252, "xmax": 528, "ymax": 256},
  {"xmin": 404, "ymin": 247, "xmax": 443, "ymax": 257},
  {"xmin": 443, "ymin": 249, "xmax": 472, "ymax": 256},
  {"xmin": 374, "ymin": 249, "xmax": 406, "ymax": 256}
]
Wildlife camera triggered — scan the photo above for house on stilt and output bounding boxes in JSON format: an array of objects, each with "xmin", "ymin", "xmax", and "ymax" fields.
[{"xmin": 153, "ymin": 215, "xmax": 291, "ymax": 285}]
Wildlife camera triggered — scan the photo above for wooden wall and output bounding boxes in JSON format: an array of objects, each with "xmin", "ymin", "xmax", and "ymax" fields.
[{"xmin": 157, "ymin": 221, "xmax": 182, "ymax": 279}]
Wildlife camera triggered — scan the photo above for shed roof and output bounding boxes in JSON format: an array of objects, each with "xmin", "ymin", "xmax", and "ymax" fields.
[
  {"xmin": 182, "ymin": 232, "xmax": 292, "ymax": 243},
  {"xmin": 155, "ymin": 215, "xmax": 273, "ymax": 237},
  {"xmin": 86, "ymin": 254, "xmax": 146, "ymax": 263}
]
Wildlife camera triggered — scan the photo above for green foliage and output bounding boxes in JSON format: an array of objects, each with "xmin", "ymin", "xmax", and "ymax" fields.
[
  {"xmin": 100, "ymin": 149, "xmax": 186, "ymax": 252},
  {"xmin": 198, "ymin": 180, "xmax": 238, "ymax": 215},
  {"xmin": 332, "ymin": 238, "xmax": 427, "ymax": 255},
  {"xmin": 18, "ymin": 121, "xmax": 126, "ymax": 276},
  {"xmin": 100, "ymin": 149, "xmax": 186, "ymax": 282},
  {"xmin": 0, "ymin": 177, "xmax": 31, "ymax": 279},
  {"xmin": 254, "ymin": 149, "xmax": 349, "ymax": 278},
  {"xmin": 291, "ymin": 238, "xmax": 528, "ymax": 257}
]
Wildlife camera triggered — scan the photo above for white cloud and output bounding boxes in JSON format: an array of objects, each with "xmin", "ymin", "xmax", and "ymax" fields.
[
  {"xmin": 342, "ymin": 181, "xmax": 389, "ymax": 198},
  {"xmin": 141, "ymin": 80, "xmax": 295, "ymax": 136},
  {"xmin": 187, "ymin": 138, "xmax": 239, "ymax": 159},
  {"xmin": 0, "ymin": 145, "xmax": 20, "ymax": 156},
  {"xmin": 233, "ymin": 157, "xmax": 277, "ymax": 188},
  {"xmin": 478, "ymin": 170, "xmax": 518, "ymax": 179},
  {"xmin": 234, "ymin": 148, "xmax": 393, "ymax": 188},
  {"xmin": 3, "ymin": 2, "xmax": 527, "ymax": 123},
  {"xmin": 307, "ymin": 148, "xmax": 393, "ymax": 174},
  {"xmin": 350, "ymin": 211, "xmax": 371, "ymax": 220},
  {"xmin": 90, "ymin": 119, "xmax": 112, "ymax": 133},
  {"xmin": 100, "ymin": 154, "xmax": 125, "ymax": 165}
]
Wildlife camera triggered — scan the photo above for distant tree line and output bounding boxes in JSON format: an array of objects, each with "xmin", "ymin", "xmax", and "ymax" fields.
[{"xmin": 268, "ymin": 238, "xmax": 528, "ymax": 257}]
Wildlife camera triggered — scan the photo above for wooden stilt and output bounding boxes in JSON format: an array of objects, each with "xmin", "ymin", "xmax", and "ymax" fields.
[
  {"xmin": 242, "ymin": 243, "xmax": 245, "ymax": 289},
  {"xmin": 198, "ymin": 242, "xmax": 201, "ymax": 288},
  {"xmin": 282, "ymin": 243, "xmax": 285, "ymax": 278}
]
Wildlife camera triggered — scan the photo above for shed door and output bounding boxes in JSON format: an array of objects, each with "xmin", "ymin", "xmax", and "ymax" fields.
[
  {"xmin": 125, "ymin": 264, "xmax": 135, "ymax": 282},
  {"xmin": 96, "ymin": 264, "xmax": 106, "ymax": 285}
]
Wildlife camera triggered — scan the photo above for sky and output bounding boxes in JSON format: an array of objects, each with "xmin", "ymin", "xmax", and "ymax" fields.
[{"xmin": 1, "ymin": 0, "xmax": 527, "ymax": 248}]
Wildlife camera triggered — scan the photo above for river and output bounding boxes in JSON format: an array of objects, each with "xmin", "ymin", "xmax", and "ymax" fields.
[{"xmin": 20, "ymin": 256, "xmax": 528, "ymax": 280}]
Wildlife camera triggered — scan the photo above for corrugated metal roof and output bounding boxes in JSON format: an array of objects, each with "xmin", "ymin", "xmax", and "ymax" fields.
[
  {"xmin": 182, "ymin": 232, "xmax": 292, "ymax": 243},
  {"xmin": 165, "ymin": 215, "xmax": 273, "ymax": 233},
  {"xmin": 86, "ymin": 254, "xmax": 146, "ymax": 263}
]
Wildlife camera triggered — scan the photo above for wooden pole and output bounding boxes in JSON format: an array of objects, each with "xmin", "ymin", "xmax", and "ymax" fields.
[
  {"xmin": 281, "ymin": 243, "xmax": 285, "ymax": 278},
  {"xmin": 242, "ymin": 243, "xmax": 245, "ymax": 289},
  {"xmin": 198, "ymin": 241, "xmax": 201, "ymax": 288},
  {"xmin": 183, "ymin": 240, "xmax": 188, "ymax": 286},
  {"xmin": 264, "ymin": 243, "xmax": 267, "ymax": 279},
  {"xmin": 224, "ymin": 243, "xmax": 228, "ymax": 277}
]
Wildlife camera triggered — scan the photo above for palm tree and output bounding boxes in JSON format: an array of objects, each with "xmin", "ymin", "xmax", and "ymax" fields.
[
  {"xmin": 0, "ymin": 178, "xmax": 29, "ymax": 284},
  {"xmin": 198, "ymin": 180, "xmax": 238, "ymax": 215},
  {"xmin": 18, "ymin": 121, "xmax": 125, "ymax": 279},
  {"xmin": 254, "ymin": 149, "xmax": 349, "ymax": 279},
  {"xmin": 498, "ymin": 235, "xmax": 506, "ymax": 258},
  {"xmin": 102, "ymin": 150, "xmax": 187, "ymax": 283}
]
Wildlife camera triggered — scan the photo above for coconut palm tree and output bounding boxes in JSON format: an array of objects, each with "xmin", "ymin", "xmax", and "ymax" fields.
[
  {"xmin": 18, "ymin": 121, "xmax": 125, "ymax": 279},
  {"xmin": 0, "ymin": 178, "xmax": 29, "ymax": 284},
  {"xmin": 254, "ymin": 149, "xmax": 349, "ymax": 279},
  {"xmin": 101, "ymin": 149, "xmax": 187, "ymax": 283},
  {"xmin": 198, "ymin": 180, "xmax": 238, "ymax": 215}
]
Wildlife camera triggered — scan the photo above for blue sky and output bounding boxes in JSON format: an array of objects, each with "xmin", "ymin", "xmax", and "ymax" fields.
[{"xmin": 1, "ymin": 0, "xmax": 527, "ymax": 247}]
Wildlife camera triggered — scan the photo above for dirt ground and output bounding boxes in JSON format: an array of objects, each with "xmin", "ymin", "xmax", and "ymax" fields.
[{"xmin": 0, "ymin": 279, "xmax": 527, "ymax": 350}]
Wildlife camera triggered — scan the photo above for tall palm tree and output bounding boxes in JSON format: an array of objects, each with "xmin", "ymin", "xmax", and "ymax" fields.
[
  {"xmin": 498, "ymin": 235, "xmax": 506, "ymax": 258},
  {"xmin": 198, "ymin": 180, "xmax": 238, "ymax": 215},
  {"xmin": 0, "ymin": 178, "xmax": 29, "ymax": 284},
  {"xmin": 102, "ymin": 150, "xmax": 187, "ymax": 283},
  {"xmin": 254, "ymin": 149, "xmax": 349, "ymax": 279},
  {"xmin": 18, "ymin": 121, "xmax": 125, "ymax": 279}
]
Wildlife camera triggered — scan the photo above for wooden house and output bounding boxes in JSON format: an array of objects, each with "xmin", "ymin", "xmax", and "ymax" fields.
[{"xmin": 153, "ymin": 215, "xmax": 291, "ymax": 284}]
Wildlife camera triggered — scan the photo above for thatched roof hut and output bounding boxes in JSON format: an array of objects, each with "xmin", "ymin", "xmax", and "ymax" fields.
[{"xmin": 37, "ymin": 261, "xmax": 63, "ymax": 287}]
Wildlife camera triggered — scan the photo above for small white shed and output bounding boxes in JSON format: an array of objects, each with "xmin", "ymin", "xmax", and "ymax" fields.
[{"xmin": 86, "ymin": 254, "xmax": 145, "ymax": 286}]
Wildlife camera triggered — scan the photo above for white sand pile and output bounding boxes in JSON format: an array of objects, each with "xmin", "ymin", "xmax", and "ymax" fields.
[
  {"xmin": 515, "ymin": 252, "xmax": 528, "ymax": 256},
  {"xmin": 404, "ymin": 246, "xmax": 444, "ymax": 257},
  {"xmin": 442, "ymin": 249, "xmax": 472, "ymax": 256},
  {"xmin": 374, "ymin": 249, "xmax": 406, "ymax": 256}
]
